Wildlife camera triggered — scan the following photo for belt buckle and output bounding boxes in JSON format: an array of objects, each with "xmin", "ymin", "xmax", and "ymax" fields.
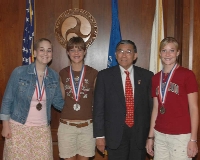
[{"xmin": 76, "ymin": 123, "xmax": 81, "ymax": 128}]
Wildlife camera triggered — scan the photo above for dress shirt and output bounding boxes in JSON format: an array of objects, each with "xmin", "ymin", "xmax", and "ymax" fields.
[{"xmin": 119, "ymin": 65, "xmax": 135, "ymax": 94}]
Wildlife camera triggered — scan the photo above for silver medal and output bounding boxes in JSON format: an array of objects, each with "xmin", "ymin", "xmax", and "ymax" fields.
[{"xmin": 73, "ymin": 103, "xmax": 81, "ymax": 111}]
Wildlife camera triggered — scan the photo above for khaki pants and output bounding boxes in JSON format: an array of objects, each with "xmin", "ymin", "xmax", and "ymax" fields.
[{"xmin": 154, "ymin": 129, "xmax": 191, "ymax": 160}]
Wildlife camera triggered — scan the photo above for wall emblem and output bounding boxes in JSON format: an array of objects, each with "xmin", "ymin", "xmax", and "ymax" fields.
[{"xmin": 55, "ymin": 8, "xmax": 98, "ymax": 49}]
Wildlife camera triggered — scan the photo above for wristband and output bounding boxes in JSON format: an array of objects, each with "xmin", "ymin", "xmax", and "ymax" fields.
[
  {"xmin": 147, "ymin": 137, "xmax": 155, "ymax": 140},
  {"xmin": 190, "ymin": 139, "xmax": 197, "ymax": 143}
]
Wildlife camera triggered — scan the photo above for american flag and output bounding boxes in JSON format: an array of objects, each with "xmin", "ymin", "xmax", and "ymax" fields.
[
  {"xmin": 107, "ymin": 0, "xmax": 122, "ymax": 68},
  {"xmin": 22, "ymin": 0, "xmax": 34, "ymax": 65}
]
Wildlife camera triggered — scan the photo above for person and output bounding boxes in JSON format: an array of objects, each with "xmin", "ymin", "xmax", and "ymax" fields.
[
  {"xmin": 146, "ymin": 37, "xmax": 199, "ymax": 160},
  {"xmin": 0, "ymin": 38, "xmax": 64, "ymax": 159},
  {"xmin": 93, "ymin": 40, "xmax": 154, "ymax": 160},
  {"xmin": 58, "ymin": 36, "xmax": 98, "ymax": 160}
]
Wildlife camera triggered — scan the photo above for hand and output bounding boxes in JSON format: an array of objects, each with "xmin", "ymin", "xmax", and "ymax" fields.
[
  {"xmin": 96, "ymin": 138, "xmax": 106, "ymax": 154},
  {"xmin": 146, "ymin": 139, "xmax": 154, "ymax": 157},
  {"xmin": 187, "ymin": 141, "xmax": 198, "ymax": 158},
  {"xmin": 2, "ymin": 122, "xmax": 12, "ymax": 139}
]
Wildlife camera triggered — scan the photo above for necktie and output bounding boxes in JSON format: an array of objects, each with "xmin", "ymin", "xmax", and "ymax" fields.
[{"xmin": 124, "ymin": 71, "xmax": 134, "ymax": 127}]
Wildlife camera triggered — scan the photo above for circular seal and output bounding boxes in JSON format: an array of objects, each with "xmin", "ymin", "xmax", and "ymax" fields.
[{"xmin": 55, "ymin": 8, "xmax": 98, "ymax": 49}]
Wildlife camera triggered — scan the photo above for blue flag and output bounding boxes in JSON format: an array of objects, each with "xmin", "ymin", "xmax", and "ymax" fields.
[
  {"xmin": 107, "ymin": 0, "xmax": 122, "ymax": 68},
  {"xmin": 22, "ymin": 0, "xmax": 34, "ymax": 65}
]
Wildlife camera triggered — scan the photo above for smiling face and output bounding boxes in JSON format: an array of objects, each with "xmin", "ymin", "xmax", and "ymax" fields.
[
  {"xmin": 34, "ymin": 40, "xmax": 53, "ymax": 65},
  {"xmin": 66, "ymin": 37, "xmax": 86, "ymax": 65},
  {"xmin": 67, "ymin": 46, "xmax": 86, "ymax": 64},
  {"xmin": 115, "ymin": 43, "xmax": 137, "ymax": 70},
  {"xmin": 160, "ymin": 42, "xmax": 180, "ymax": 67}
]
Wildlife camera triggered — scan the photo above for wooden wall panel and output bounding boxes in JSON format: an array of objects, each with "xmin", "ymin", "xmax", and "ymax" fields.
[
  {"xmin": 0, "ymin": 1, "xmax": 26, "ymax": 160},
  {"xmin": 163, "ymin": 0, "xmax": 175, "ymax": 37},
  {"xmin": 0, "ymin": 0, "xmax": 200, "ymax": 160},
  {"xmin": 193, "ymin": 1, "xmax": 200, "ymax": 159},
  {"xmin": 182, "ymin": 0, "xmax": 190, "ymax": 68},
  {"xmin": 0, "ymin": 0, "xmax": 25, "ymax": 104}
]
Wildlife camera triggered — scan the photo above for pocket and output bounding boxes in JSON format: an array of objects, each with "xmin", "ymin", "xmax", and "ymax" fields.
[
  {"xmin": 46, "ymin": 81, "xmax": 58, "ymax": 97},
  {"xmin": 18, "ymin": 79, "xmax": 29, "ymax": 92}
]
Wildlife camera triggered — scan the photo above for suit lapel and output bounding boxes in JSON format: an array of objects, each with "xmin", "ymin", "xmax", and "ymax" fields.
[
  {"xmin": 133, "ymin": 65, "xmax": 142, "ymax": 110},
  {"xmin": 111, "ymin": 66, "xmax": 126, "ymax": 107}
]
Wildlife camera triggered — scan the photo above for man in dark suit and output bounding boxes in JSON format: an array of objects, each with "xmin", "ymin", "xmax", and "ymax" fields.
[{"xmin": 93, "ymin": 40, "xmax": 153, "ymax": 160}]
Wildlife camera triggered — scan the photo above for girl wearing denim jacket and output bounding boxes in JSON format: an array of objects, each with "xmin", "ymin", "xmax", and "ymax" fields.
[{"xmin": 0, "ymin": 38, "xmax": 64, "ymax": 160}]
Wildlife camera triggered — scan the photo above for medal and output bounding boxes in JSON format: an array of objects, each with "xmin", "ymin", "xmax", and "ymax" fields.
[
  {"xmin": 70, "ymin": 65, "xmax": 85, "ymax": 111},
  {"xmin": 34, "ymin": 67, "xmax": 47, "ymax": 111},
  {"xmin": 73, "ymin": 103, "xmax": 81, "ymax": 111},
  {"xmin": 160, "ymin": 105, "xmax": 165, "ymax": 114},
  {"xmin": 36, "ymin": 103, "xmax": 42, "ymax": 111},
  {"xmin": 158, "ymin": 64, "xmax": 178, "ymax": 114}
]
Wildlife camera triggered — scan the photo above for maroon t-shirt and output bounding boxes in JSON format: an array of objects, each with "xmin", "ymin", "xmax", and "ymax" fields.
[
  {"xmin": 152, "ymin": 66, "xmax": 198, "ymax": 134},
  {"xmin": 59, "ymin": 65, "xmax": 98, "ymax": 120}
]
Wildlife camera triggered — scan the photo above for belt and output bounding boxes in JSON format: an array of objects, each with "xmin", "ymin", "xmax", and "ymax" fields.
[{"xmin": 60, "ymin": 119, "xmax": 93, "ymax": 128}]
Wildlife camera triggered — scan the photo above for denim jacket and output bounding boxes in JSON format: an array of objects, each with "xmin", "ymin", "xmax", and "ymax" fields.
[{"xmin": 0, "ymin": 63, "xmax": 64, "ymax": 125}]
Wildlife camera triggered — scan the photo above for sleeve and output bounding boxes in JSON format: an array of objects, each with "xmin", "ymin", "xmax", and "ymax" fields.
[
  {"xmin": 151, "ymin": 75, "xmax": 158, "ymax": 98},
  {"xmin": 148, "ymin": 71, "xmax": 154, "ymax": 115},
  {"xmin": 59, "ymin": 68, "xmax": 65, "ymax": 84},
  {"xmin": 0, "ymin": 68, "xmax": 19, "ymax": 120},
  {"xmin": 185, "ymin": 70, "xmax": 198, "ymax": 94},
  {"xmin": 93, "ymin": 71, "xmax": 105, "ymax": 138},
  {"xmin": 52, "ymin": 72, "xmax": 65, "ymax": 111}
]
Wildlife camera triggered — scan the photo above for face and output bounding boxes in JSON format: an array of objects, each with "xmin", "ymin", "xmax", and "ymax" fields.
[
  {"xmin": 34, "ymin": 40, "xmax": 52, "ymax": 65},
  {"xmin": 115, "ymin": 44, "xmax": 137, "ymax": 70},
  {"xmin": 160, "ymin": 42, "xmax": 179, "ymax": 66},
  {"xmin": 67, "ymin": 46, "xmax": 86, "ymax": 64}
]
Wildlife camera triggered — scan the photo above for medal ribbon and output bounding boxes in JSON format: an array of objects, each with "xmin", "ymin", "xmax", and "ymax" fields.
[
  {"xmin": 158, "ymin": 63, "xmax": 178, "ymax": 104},
  {"xmin": 70, "ymin": 65, "xmax": 85, "ymax": 102},
  {"xmin": 34, "ymin": 67, "xmax": 47, "ymax": 102}
]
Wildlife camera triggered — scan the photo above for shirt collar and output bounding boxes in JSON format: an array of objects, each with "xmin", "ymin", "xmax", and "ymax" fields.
[{"xmin": 119, "ymin": 65, "xmax": 133, "ymax": 74}]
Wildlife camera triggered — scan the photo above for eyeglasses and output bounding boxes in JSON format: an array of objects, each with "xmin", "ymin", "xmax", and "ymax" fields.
[{"xmin": 116, "ymin": 49, "xmax": 133, "ymax": 55}]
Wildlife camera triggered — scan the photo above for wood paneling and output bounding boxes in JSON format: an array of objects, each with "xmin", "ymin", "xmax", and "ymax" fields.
[
  {"xmin": 193, "ymin": 1, "xmax": 200, "ymax": 159},
  {"xmin": 0, "ymin": 0, "xmax": 25, "ymax": 104},
  {"xmin": 0, "ymin": 0, "xmax": 200, "ymax": 160}
]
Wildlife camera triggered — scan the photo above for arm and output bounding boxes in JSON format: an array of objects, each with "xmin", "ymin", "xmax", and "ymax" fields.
[
  {"xmin": 0, "ymin": 68, "xmax": 19, "ymax": 120},
  {"xmin": 59, "ymin": 76, "xmax": 65, "ymax": 99},
  {"xmin": 93, "ymin": 72, "xmax": 106, "ymax": 153},
  {"xmin": 1, "ymin": 68, "xmax": 20, "ymax": 138},
  {"xmin": 187, "ymin": 92, "xmax": 198, "ymax": 158},
  {"xmin": 146, "ymin": 97, "xmax": 158, "ymax": 156}
]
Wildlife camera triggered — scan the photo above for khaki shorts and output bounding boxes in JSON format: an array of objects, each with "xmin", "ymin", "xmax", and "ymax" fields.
[
  {"xmin": 154, "ymin": 129, "xmax": 191, "ymax": 160},
  {"xmin": 57, "ymin": 120, "xmax": 95, "ymax": 159}
]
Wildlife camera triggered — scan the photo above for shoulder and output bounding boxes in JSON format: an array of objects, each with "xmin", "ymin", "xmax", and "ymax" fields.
[
  {"xmin": 59, "ymin": 66, "xmax": 70, "ymax": 74},
  {"xmin": 152, "ymin": 71, "xmax": 161, "ymax": 82},
  {"xmin": 134, "ymin": 65, "xmax": 154, "ymax": 77},
  {"xmin": 99, "ymin": 65, "xmax": 119, "ymax": 74},
  {"xmin": 177, "ymin": 66, "xmax": 193, "ymax": 73},
  {"xmin": 176, "ymin": 66, "xmax": 196, "ymax": 78},
  {"xmin": 47, "ymin": 67, "xmax": 59, "ymax": 78},
  {"xmin": 13, "ymin": 65, "xmax": 26, "ymax": 72},
  {"xmin": 11, "ymin": 65, "xmax": 30, "ymax": 75},
  {"xmin": 85, "ymin": 65, "xmax": 98, "ymax": 75}
]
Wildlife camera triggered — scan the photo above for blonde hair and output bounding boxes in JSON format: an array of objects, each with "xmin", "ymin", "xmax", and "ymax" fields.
[{"xmin": 159, "ymin": 37, "xmax": 179, "ymax": 52}]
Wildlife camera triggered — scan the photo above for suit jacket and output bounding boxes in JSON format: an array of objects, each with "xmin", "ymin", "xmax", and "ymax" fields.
[{"xmin": 93, "ymin": 65, "xmax": 153, "ymax": 149}]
